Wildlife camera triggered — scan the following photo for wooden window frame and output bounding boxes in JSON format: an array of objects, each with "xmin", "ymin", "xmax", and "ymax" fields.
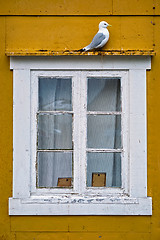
[
  {"xmin": 9, "ymin": 56, "xmax": 152, "ymax": 215},
  {"xmin": 31, "ymin": 70, "xmax": 127, "ymax": 196}
]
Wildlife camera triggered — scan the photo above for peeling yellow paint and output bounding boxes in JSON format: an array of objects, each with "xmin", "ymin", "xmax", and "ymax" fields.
[{"xmin": 6, "ymin": 49, "xmax": 155, "ymax": 56}]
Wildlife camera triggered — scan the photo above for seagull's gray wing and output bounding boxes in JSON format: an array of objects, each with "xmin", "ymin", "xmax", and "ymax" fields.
[{"xmin": 88, "ymin": 33, "xmax": 106, "ymax": 49}]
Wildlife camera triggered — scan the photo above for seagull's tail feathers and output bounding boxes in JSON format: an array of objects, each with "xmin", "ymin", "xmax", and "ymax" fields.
[{"xmin": 78, "ymin": 45, "xmax": 91, "ymax": 52}]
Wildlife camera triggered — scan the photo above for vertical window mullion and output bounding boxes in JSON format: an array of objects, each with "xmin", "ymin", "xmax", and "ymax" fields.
[
  {"xmin": 72, "ymin": 72, "xmax": 81, "ymax": 193},
  {"xmin": 79, "ymin": 71, "xmax": 87, "ymax": 193}
]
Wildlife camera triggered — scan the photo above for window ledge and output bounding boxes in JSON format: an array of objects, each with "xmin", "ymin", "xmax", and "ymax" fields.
[
  {"xmin": 9, "ymin": 197, "xmax": 152, "ymax": 215},
  {"xmin": 6, "ymin": 49, "xmax": 155, "ymax": 56}
]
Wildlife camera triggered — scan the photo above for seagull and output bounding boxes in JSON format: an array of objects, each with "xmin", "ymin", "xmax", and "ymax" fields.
[{"xmin": 79, "ymin": 21, "xmax": 112, "ymax": 52}]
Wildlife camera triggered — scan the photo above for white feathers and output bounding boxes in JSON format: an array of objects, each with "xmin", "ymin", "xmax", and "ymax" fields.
[{"xmin": 80, "ymin": 21, "xmax": 111, "ymax": 52}]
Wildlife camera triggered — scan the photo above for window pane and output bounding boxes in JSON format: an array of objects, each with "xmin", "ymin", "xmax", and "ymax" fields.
[
  {"xmin": 87, "ymin": 115, "xmax": 121, "ymax": 149},
  {"xmin": 87, "ymin": 78, "xmax": 121, "ymax": 111},
  {"xmin": 38, "ymin": 114, "xmax": 72, "ymax": 149},
  {"xmin": 39, "ymin": 78, "xmax": 72, "ymax": 111},
  {"xmin": 37, "ymin": 152, "xmax": 72, "ymax": 188},
  {"xmin": 87, "ymin": 153, "xmax": 121, "ymax": 187}
]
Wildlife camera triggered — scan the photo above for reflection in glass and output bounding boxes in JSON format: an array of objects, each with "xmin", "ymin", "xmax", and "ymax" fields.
[
  {"xmin": 87, "ymin": 78, "xmax": 121, "ymax": 111},
  {"xmin": 38, "ymin": 152, "xmax": 72, "ymax": 188},
  {"xmin": 87, "ymin": 153, "xmax": 121, "ymax": 187},
  {"xmin": 87, "ymin": 115, "xmax": 121, "ymax": 149},
  {"xmin": 38, "ymin": 114, "xmax": 72, "ymax": 150},
  {"xmin": 39, "ymin": 78, "xmax": 72, "ymax": 111}
]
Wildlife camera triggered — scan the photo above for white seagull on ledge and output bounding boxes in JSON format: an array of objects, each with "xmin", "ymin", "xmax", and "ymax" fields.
[{"xmin": 79, "ymin": 21, "xmax": 112, "ymax": 52}]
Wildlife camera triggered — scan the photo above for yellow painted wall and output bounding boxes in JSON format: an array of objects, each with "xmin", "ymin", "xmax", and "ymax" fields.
[{"xmin": 0, "ymin": 0, "xmax": 160, "ymax": 239}]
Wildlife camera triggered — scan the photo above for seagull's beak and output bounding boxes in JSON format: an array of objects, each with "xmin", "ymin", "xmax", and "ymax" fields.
[{"xmin": 108, "ymin": 24, "xmax": 112, "ymax": 27}]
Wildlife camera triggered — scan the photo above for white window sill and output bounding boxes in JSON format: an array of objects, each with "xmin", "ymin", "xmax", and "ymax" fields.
[{"xmin": 9, "ymin": 196, "xmax": 152, "ymax": 215}]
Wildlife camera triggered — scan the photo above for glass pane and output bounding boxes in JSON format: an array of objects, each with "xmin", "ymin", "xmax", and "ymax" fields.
[
  {"xmin": 87, "ymin": 153, "xmax": 121, "ymax": 187},
  {"xmin": 37, "ymin": 152, "xmax": 72, "ymax": 188},
  {"xmin": 38, "ymin": 114, "xmax": 72, "ymax": 149},
  {"xmin": 87, "ymin": 78, "xmax": 121, "ymax": 111},
  {"xmin": 87, "ymin": 115, "xmax": 121, "ymax": 149},
  {"xmin": 39, "ymin": 77, "xmax": 72, "ymax": 111}
]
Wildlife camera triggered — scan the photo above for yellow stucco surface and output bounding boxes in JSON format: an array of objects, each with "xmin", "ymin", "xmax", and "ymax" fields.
[{"xmin": 0, "ymin": 1, "xmax": 160, "ymax": 239}]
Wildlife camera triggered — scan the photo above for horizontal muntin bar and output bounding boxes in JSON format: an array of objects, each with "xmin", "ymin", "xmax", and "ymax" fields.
[
  {"xmin": 37, "ymin": 111, "xmax": 73, "ymax": 114},
  {"xmin": 37, "ymin": 111, "xmax": 121, "ymax": 115},
  {"xmin": 87, "ymin": 111, "xmax": 122, "ymax": 115},
  {"xmin": 87, "ymin": 149, "xmax": 123, "ymax": 153},
  {"xmin": 38, "ymin": 149, "xmax": 122, "ymax": 153}
]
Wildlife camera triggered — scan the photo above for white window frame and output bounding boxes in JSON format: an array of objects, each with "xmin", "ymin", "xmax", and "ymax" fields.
[
  {"xmin": 31, "ymin": 70, "xmax": 128, "ymax": 196},
  {"xmin": 9, "ymin": 56, "xmax": 152, "ymax": 215}
]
